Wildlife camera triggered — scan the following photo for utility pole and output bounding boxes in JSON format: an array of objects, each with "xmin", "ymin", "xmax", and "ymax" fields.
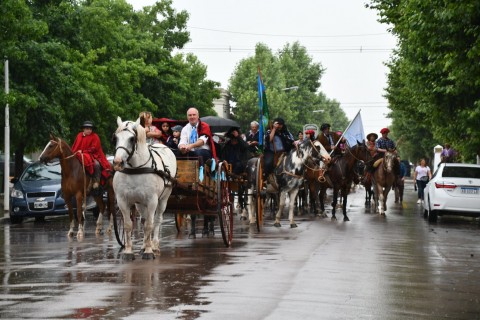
[{"xmin": 4, "ymin": 59, "xmax": 10, "ymax": 215}]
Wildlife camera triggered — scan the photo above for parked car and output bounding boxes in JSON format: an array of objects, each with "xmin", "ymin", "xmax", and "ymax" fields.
[
  {"xmin": 423, "ymin": 163, "xmax": 480, "ymax": 222},
  {"xmin": 9, "ymin": 161, "xmax": 98, "ymax": 224}
]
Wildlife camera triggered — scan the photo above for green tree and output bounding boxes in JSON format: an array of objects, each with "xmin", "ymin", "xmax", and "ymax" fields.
[
  {"xmin": 1, "ymin": 0, "xmax": 219, "ymax": 177},
  {"xmin": 229, "ymin": 42, "xmax": 348, "ymax": 135},
  {"xmin": 368, "ymin": 0, "xmax": 480, "ymax": 162}
]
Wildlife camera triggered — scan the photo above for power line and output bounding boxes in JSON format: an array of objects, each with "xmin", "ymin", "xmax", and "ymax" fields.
[
  {"xmin": 189, "ymin": 26, "xmax": 390, "ymax": 38},
  {"xmin": 178, "ymin": 46, "xmax": 392, "ymax": 54}
]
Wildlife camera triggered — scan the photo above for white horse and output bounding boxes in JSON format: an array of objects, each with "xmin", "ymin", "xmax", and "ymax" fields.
[
  {"xmin": 112, "ymin": 117, "xmax": 177, "ymax": 260},
  {"xmin": 246, "ymin": 139, "xmax": 330, "ymax": 228}
]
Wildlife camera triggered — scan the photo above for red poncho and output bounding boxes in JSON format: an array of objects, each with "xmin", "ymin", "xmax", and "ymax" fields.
[
  {"xmin": 197, "ymin": 120, "xmax": 217, "ymax": 159},
  {"xmin": 71, "ymin": 132, "xmax": 111, "ymax": 176}
]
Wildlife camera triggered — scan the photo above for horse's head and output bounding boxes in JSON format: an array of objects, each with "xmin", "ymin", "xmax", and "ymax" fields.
[
  {"xmin": 351, "ymin": 140, "xmax": 372, "ymax": 163},
  {"xmin": 39, "ymin": 133, "xmax": 66, "ymax": 163},
  {"xmin": 384, "ymin": 151, "xmax": 396, "ymax": 173},
  {"xmin": 311, "ymin": 140, "xmax": 331, "ymax": 163},
  {"xmin": 112, "ymin": 116, "xmax": 146, "ymax": 171}
]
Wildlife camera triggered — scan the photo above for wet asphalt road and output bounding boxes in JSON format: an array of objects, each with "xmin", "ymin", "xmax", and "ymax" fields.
[{"xmin": 1, "ymin": 179, "xmax": 479, "ymax": 319}]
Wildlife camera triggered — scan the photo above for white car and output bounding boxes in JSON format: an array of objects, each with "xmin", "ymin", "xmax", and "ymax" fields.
[{"xmin": 423, "ymin": 163, "xmax": 480, "ymax": 222}]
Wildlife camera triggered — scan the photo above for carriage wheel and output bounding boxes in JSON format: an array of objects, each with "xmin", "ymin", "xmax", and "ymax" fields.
[
  {"xmin": 175, "ymin": 212, "xmax": 185, "ymax": 233},
  {"xmin": 217, "ymin": 162, "xmax": 233, "ymax": 247},
  {"xmin": 255, "ymin": 157, "xmax": 264, "ymax": 232},
  {"xmin": 113, "ymin": 206, "xmax": 125, "ymax": 248}
]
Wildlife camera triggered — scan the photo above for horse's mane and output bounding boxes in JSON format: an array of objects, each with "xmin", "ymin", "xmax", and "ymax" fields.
[
  {"xmin": 115, "ymin": 120, "xmax": 147, "ymax": 145},
  {"xmin": 56, "ymin": 137, "xmax": 74, "ymax": 155}
]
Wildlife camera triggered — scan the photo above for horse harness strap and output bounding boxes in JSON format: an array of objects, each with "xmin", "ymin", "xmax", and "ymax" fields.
[{"xmin": 120, "ymin": 167, "xmax": 177, "ymax": 185}]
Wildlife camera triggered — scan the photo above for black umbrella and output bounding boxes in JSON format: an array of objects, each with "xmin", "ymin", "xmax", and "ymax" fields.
[{"xmin": 200, "ymin": 116, "xmax": 240, "ymax": 132}]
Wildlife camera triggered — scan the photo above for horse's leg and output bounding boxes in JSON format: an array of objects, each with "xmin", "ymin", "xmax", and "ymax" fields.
[
  {"xmin": 274, "ymin": 192, "xmax": 287, "ymax": 227},
  {"xmin": 106, "ymin": 184, "xmax": 115, "ymax": 234},
  {"xmin": 240, "ymin": 186, "xmax": 248, "ymax": 221},
  {"xmin": 75, "ymin": 193, "xmax": 85, "ymax": 239},
  {"xmin": 63, "ymin": 196, "xmax": 75, "ymax": 238},
  {"xmin": 318, "ymin": 186, "xmax": 327, "ymax": 217},
  {"xmin": 246, "ymin": 186, "xmax": 256, "ymax": 225},
  {"xmin": 342, "ymin": 187, "xmax": 350, "ymax": 221},
  {"xmin": 331, "ymin": 187, "xmax": 338, "ymax": 221},
  {"xmin": 288, "ymin": 189, "xmax": 299, "ymax": 228},
  {"xmin": 94, "ymin": 194, "xmax": 106, "ymax": 235},
  {"xmin": 141, "ymin": 200, "xmax": 158, "ymax": 260},
  {"xmin": 152, "ymin": 193, "xmax": 169, "ymax": 253},
  {"xmin": 121, "ymin": 203, "xmax": 135, "ymax": 260},
  {"xmin": 189, "ymin": 214, "xmax": 197, "ymax": 238}
]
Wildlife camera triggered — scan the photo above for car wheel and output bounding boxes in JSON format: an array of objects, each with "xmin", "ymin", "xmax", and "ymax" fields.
[
  {"xmin": 10, "ymin": 216, "xmax": 23, "ymax": 224},
  {"xmin": 428, "ymin": 209, "xmax": 438, "ymax": 222}
]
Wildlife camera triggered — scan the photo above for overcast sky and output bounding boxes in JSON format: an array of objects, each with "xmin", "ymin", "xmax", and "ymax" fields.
[{"xmin": 128, "ymin": 0, "xmax": 397, "ymax": 135}]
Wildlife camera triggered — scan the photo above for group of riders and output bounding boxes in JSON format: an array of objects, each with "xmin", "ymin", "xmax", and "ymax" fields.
[{"xmin": 73, "ymin": 107, "xmax": 409, "ymax": 203}]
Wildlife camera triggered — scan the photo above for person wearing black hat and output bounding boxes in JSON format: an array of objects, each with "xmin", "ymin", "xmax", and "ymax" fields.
[
  {"xmin": 71, "ymin": 120, "xmax": 111, "ymax": 195},
  {"xmin": 220, "ymin": 127, "xmax": 249, "ymax": 175},
  {"xmin": 263, "ymin": 117, "xmax": 295, "ymax": 178},
  {"xmin": 317, "ymin": 123, "xmax": 340, "ymax": 155}
]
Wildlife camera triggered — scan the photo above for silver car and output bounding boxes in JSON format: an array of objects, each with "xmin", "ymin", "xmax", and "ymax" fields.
[{"xmin": 423, "ymin": 163, "xmax": 480, "ymax": 222}]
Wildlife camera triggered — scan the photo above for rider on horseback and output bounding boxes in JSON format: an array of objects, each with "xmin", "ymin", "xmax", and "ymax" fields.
[
  {"xmin": 365, "ymin": 128, "xmax": 398, "ymax": 176},
  {"xmin": 71, "ymin": 121, "xmax": 111, "ymax": 195},
  {"xmin": 317, "ymin": 123, "xmax": 341, "ymax": 157}
]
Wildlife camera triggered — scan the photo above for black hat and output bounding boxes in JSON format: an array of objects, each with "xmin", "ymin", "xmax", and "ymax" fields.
[
  {"xmin": 81, "ymin": 120, "xmax": 95, "ymax": 129},
  {"xmin": 366, "ymin": 132, "xmax": 378, "ymax": 140},
  {"xmin": 320, "ymin": 123, "xmax": 331, "ymax": 131},
  {"xmin": 226, "ymin": 126, "xmax": 241, "ymax": 138},
  {"xmin": 273, "ymin": 117, "xmax": 285, "ymax": 125}
]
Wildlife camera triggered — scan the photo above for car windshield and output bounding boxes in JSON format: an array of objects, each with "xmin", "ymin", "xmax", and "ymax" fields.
[
  {"xmin": 21, "ymin": 162, "xmax": 61, "ymax": 181},
  {"xmin": 442, "ymin": 166, "xmax": 480, "ymax": 179}
]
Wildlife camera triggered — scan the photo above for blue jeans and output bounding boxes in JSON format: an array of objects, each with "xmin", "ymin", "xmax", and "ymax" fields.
[{"xmin": 416, "ymin": 179, "xmax": 428, "ymax": 200}]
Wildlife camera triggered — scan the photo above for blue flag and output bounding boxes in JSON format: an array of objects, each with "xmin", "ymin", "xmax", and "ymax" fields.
[{"xmin": 257, "ymin": 70, "xmax": 269, "ymax": 151}]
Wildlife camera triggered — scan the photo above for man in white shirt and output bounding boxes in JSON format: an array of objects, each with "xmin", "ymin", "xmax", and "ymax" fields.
[{"xmin": 178, "ymin": 107, "xmax": 216, "ymax": 165}]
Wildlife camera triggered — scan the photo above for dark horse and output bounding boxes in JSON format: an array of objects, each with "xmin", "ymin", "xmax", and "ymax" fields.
[
  {"xmin": 318, "ymin": 141, "xmax": 372, "ymax": 221},
  {"xmin": 39, "ymin": 133, "xmax": 115, "ymax": 238}
]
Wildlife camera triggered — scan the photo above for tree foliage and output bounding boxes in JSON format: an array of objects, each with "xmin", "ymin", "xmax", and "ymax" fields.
[
  {"xmin": 368, "ymin": 0, "xmax": 480, "ymax": 162},
  {"xmin": 228, "ymin": 42, "xmax": 348, "ymax": 135},
  {"xmin": 0, "ymin": 0, "xmax": 219, "ymax": 175}
]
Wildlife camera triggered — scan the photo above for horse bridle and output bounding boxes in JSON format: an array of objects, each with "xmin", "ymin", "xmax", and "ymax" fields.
[{"xmin": 114, "ymin": 123, "xmax": 141, "ymax": 166}]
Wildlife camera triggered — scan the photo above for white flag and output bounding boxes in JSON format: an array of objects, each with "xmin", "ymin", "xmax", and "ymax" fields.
[{"xmin": 343, "ymin": 111, "xmax": 365, "ymax": 147}]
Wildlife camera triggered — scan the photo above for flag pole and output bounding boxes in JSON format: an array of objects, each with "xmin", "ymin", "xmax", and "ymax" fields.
[{"xmin": 329, "ymin": 109, "xmax": 361, "ymax": 155}]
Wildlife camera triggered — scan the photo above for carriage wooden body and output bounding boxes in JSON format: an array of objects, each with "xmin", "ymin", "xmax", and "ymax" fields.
[{"xmin": 113, "ymin": 156, "xmax": 264, "ymax": 248}]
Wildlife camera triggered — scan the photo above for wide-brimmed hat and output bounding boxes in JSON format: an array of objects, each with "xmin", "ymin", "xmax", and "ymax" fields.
[
  {"xmin": 320, "ymin": 123, "xmax": 331, "ymax": 131},
  {"xmin": 226, "ymin": 126, "xmax": 241, "ymax": 138},
  {"xmin": 171, "ymin": 125, "xmax": 183, "ymax": 132},
  {"xmin": 81, "ymin": 120, "xmax": 95, "ymax": 129},
  {"xmin": 380, "ymin": 127, "xmax": 390, "ymax": 134},
  {"xmin": 366, "ymin": 132, "xmax": 378, "ymax": 140}
]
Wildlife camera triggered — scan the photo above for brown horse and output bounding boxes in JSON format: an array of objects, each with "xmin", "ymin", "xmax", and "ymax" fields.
[
  {"xmin": 39, "ymin": 133, "xmax": 115, "ymax": 238},
  {"xmin": 318, "ymin": 141, "xmax": 372, "ymax": 221},
  {"xmin": 372, "ymin": 151, "xmax": 397, "ymax": 215}
]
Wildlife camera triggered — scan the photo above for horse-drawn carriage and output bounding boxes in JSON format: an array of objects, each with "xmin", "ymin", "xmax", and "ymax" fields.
[{"xmin": 111, "ymin": 117, "xmax": 265, "ymax": 252}]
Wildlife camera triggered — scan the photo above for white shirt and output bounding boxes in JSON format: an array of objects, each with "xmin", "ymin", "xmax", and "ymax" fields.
[{"xmin": 179, "ymin": 123, "xmax": 210, "ymax": 151}]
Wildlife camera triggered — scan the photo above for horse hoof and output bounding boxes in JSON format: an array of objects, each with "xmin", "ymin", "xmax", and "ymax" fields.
[
  {"xmin": 142, "ymin": 252, "xmax": 155, "ymax": 260},
  {"xmin": 240, "ymin": 216, "xmax": 247, "ymax": 221},
  {"xmin": 331, "ymin": 216, "xmax": 337, "ymax": 221},
  {"xmin": 274, "ymin": 222, "xmax": 281, "ymax": 227},
  {"xmin": 202, "ymin": 229, "xmax": 209, "ymax": 237},
  {"xmin": 249, "ymin": 221, "xmax": 257, "ymax": 226},
  {"xmin": 188, "ymin": 232, "xmax": 196, "ymax": 239},
  {"xmin": 344, "ymin": 217, "xmax": 350, "ymax": 222},
  {"xmin": 123, "ymin": 253, "xmax": 135, "ymax": 261},
  {"xmin": 290, "ymin": 223, "xmax": 298, "ymax": 228}
]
